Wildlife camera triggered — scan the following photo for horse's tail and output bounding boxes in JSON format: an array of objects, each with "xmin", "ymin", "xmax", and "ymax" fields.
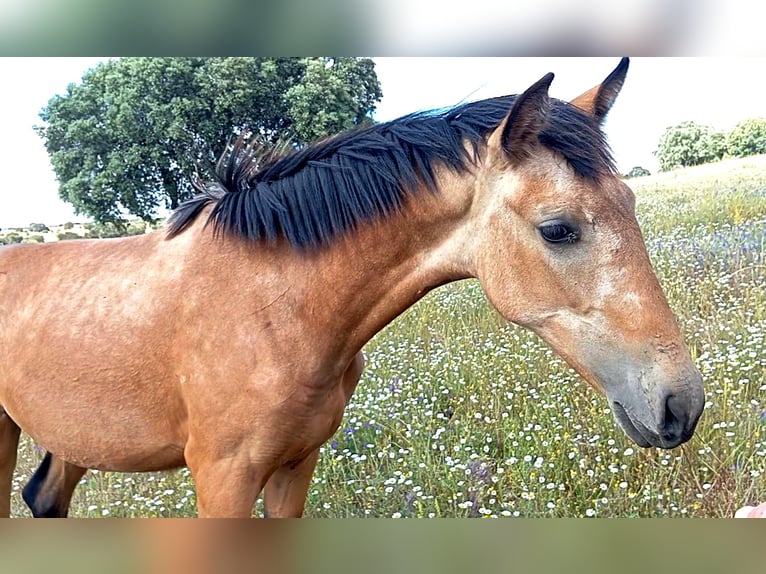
[{"xmin": 22, "ymin": 451, "xmax": 75, "ymax": 518}]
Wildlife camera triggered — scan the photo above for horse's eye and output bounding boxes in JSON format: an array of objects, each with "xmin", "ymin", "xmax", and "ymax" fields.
[{"xmin": 539, "ymin": 221, "xmax": 580, "ymax": 244}]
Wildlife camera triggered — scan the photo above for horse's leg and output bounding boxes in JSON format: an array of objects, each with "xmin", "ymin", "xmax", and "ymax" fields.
[
  {"xmin": 262, "ymin": 448, "xmax": 320, "ymax": 518},
  {"xmin": 22, "ymin": 452, "xmax": 86, "ymax": 517},
  {"xmin": 0, "ymin": 409, "xmax": 21, "ymax": 517},
  {"xmin": 188, "ymin": 353, "xmax": 365, "ymax": 518},
  {"xmin": 186, "ymin": 437, "xmax": 270, "ymax": 518},
  {"xmin": 263, "ymin": 352, "xmax": 365, "ymax": 518}
]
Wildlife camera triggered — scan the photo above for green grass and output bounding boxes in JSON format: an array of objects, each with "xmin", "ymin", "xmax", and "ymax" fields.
[{"xmin": 10, "ymin": 156, "xmax": 766, "ymax": 517}]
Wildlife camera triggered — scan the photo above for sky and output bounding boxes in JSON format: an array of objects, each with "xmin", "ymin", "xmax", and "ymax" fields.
[{"xmin": 1, "ymin": 57, "xmax": 765, "ymax": 229}]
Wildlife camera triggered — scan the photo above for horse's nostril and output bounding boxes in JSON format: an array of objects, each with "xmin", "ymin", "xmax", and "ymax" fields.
[
  {"xmin": 668, "ymin": 394, "xmax": 691, "ymax": 424},
  {"xmin": 662, "ymin": 393, "xmax": 689, "ymax": 439}
]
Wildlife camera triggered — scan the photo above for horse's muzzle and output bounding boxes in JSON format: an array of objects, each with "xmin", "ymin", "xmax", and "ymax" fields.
[{"xmin": 611, "ymin": 372, "xmax": 705, "ymax": 449}]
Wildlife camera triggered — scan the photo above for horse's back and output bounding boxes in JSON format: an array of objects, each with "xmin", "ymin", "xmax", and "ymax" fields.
[
  {"xmin": 0, "ymin": 234, "xmax": 178, "ymax": 336},
  {"xmin": 1, "ymin": 233, "xmax": 162, "ymax": 296}
]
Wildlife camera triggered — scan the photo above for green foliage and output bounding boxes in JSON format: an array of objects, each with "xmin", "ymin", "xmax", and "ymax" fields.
[
  {"xmin": 83, "ymin": 220, "xmax": 147, "ymax": 238},
  {"xmin": 705, "ymin": 130, "xmax": 727, "ymax": 161},
  {"xmin": 126, "ymin": 220, "xmax": 147, "ymax": 236},
  {"xmin": 625, "ymin": 166, "xmax": 650, "ymax": 178},
  {"xmin": 655, "ymin": 121, "xmax": 727, "ymax": 172},
  {"xmin": 57, "ymin": 231, "xmax": 82, "ymax": 241},
  {"xmin": 28, "ymin": 223, "xmax": 49, "ymax": 232},
  {"xmin": 284, "ymin": 58, "xmax": 380, "ymax": 141},
  {"xmin": 36, "ymin": 57, "xmax": 382, "ymax": 224},
  {"xmin": 86, "ymin": 222, "xmax": 127, "ymax": 238},
  {"xmin": 2, "ymin": 233, "xmax": 22, "ymax": 244},
  {"xmin": 727, "ymin": 118, "xmax": 766, "ymax": 158},
  {"xmin": 23, "ymin": 235, "xmax": 45, "ymax": 243},
  {"xmin": 63, "ymin": 222, "xmax": 74, "ymax": 229}
]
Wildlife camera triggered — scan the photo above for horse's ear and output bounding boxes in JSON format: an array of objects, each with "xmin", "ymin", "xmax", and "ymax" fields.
[
  {"xmin": 490, "ymin": 72, "xmax": 554, "ymax": 164},
  {"xmin": 570, "ymin": 57, "xmax": 629, "ymax": 124}
]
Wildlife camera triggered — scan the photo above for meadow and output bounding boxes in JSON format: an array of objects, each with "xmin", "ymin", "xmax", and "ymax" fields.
[{"xmin": 9, "ymin": 156, "xmax": 766, "ymax": 517}]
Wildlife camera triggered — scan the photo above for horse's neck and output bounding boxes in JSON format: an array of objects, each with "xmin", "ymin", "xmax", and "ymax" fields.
[{"xmin": 318, "ymin": 172, "xmax": 476, "ymax": 358}]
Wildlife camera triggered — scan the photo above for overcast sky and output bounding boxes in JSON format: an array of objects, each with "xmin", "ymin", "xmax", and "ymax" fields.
[{"xmin": 1, "ymin": 57, "xmax": 764, "ymax": 228}]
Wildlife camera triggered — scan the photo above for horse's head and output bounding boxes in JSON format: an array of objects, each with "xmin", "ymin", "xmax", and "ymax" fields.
[{"xmin": 471, "ymin": 58, "xmax": 703, "ymax": 448}]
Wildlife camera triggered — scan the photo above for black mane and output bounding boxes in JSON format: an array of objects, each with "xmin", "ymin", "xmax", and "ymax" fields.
[{"xmin": 166, "ymin": 95, "xmax": 616, "ymax": 249}]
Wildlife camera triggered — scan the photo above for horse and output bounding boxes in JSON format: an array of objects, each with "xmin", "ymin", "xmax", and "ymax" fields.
[{"xmin": 0, "ymin": 58, "xmax": 704, "ymax": 518}]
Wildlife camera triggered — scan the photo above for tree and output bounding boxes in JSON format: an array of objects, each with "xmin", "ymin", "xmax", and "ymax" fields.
[
  {"xmin": 701, "ymin": 131, "xmax": 727, "ymax": 162},
  {"xmin": 655, "ymin": 121, "xmax": 727, "ymax": 172},
  {"xmin": 284, "ymin": 58, "xmax": 380, "ymax": 141},
  {"xmin": 625, "ymin": 166, "xmax": 650, "ymax": 178},
  {"xmin": 36, "ymin": 58, "xmax": 383, "ymax": 224},
  {"xmin": 727, "ymin": 118, "xmax": 766, "ymax": 158},
  {"xmin": 29, "ymin": 223, "xmax": 50, "ymax": 232}
]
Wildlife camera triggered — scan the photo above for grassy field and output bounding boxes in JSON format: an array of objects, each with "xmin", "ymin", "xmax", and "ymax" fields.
[{"xmin": 9, "ymin": 156, "xmax": 766, "ymax": 517}]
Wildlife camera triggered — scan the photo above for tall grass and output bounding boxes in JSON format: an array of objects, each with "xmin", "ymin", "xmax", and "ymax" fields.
[{"xmin": 10, "ymin": 156, "xmax": 766, "ymax": 517}]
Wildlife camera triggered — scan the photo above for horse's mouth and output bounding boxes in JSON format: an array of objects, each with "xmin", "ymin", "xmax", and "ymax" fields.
[
  {"xmin": 612, "ymin": 400, "xmax": 677, "ymax": 449},
  {"xmin": 613, "ymin": 399, "xmax": 697, "ymax": 450}
]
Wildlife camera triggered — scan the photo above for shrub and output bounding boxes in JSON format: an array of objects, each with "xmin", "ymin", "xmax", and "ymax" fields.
[
  {"xmin": 727, "ymin": 118, "xmax": 766, "ymax": 158},
  {"xmin": 57, "ymin": 231, "xmax": 82, "ymax": 241},
  {"xmin": 86, "ymin": 222, "xmax": 126, "ymax": 239},
  {"xmin": 625, "ymin": 166, "xmax": 651, "ymax": 178},
  {"xmin": 126, "ymin": 220, "xmax": 147, "ymax": 236}
]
